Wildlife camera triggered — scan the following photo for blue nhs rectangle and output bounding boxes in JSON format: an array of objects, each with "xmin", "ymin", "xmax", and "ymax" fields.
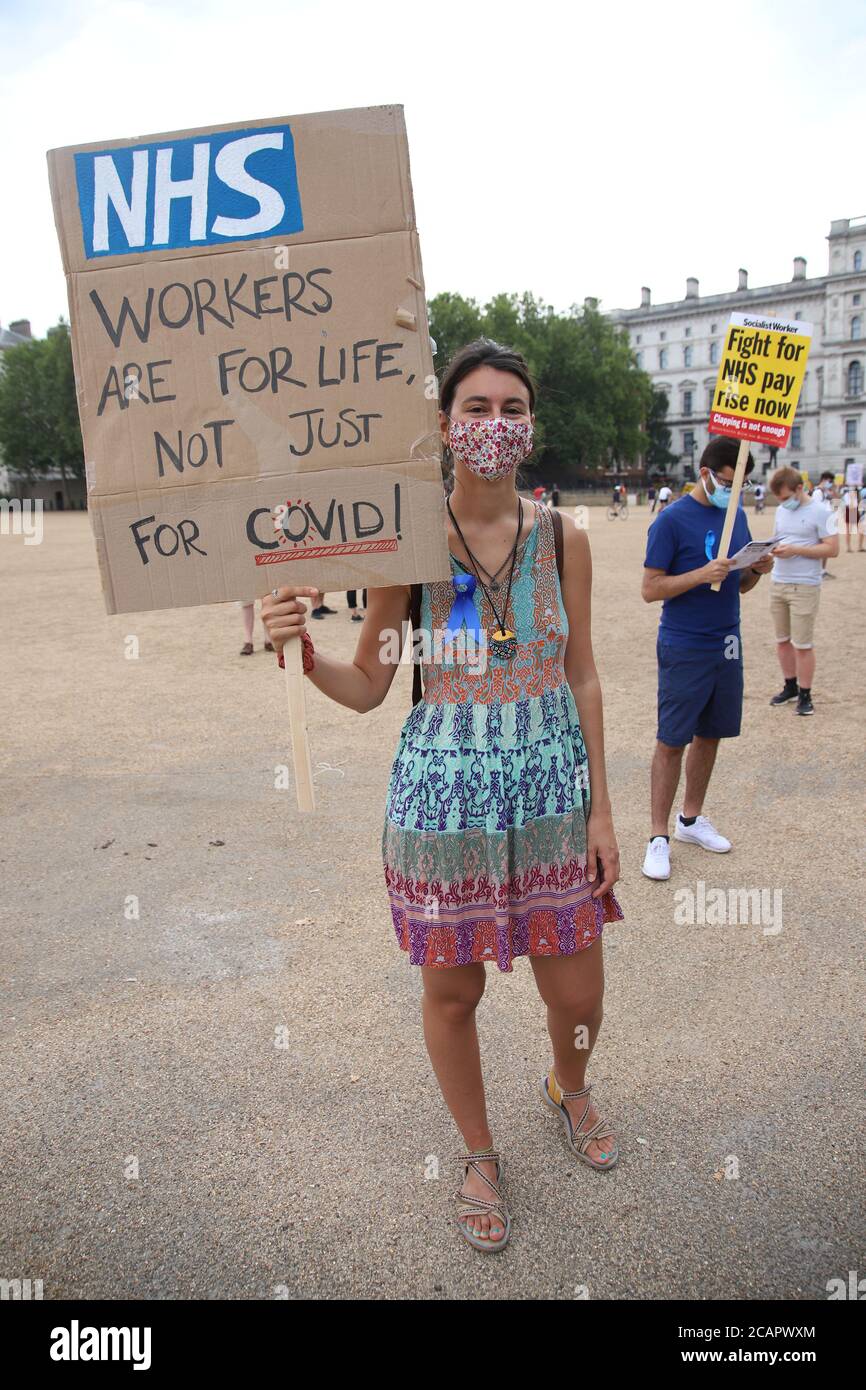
[{"xmin": 74, "ymin": 124, "xmax": 304, "ymax": 259}]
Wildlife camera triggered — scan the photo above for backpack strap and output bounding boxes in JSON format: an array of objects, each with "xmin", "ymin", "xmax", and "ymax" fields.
[
  {"xmin": 410, "ymin": 584, "xmax": 423, "ymax": 706},
  {"xmin": 552, "ymin": 505, "xmax": 564, "ymax": 584}
]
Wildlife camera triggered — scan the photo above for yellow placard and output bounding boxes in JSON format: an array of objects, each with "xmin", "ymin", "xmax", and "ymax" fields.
[{"xmin": 709, "ymin": 313, "xmax": 812, "ymax": 448}]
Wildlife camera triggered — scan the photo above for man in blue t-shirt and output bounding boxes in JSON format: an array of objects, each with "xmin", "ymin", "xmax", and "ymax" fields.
[{"xmin": 640, "ymin": 437, "xmax": 774, "ymax": 880}]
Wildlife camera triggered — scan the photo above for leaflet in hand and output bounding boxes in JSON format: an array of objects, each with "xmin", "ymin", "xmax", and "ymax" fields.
[{"xmin": 727, "ymin": 539, "xmax": 777, "ymax": 570}]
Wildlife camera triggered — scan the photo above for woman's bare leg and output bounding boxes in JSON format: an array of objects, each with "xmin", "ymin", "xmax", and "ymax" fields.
[
  {"xmin": 420, "ymin": 963, "xmax": 504, "ymax": 1242},
  {"xmin": 530, "ymin": 938, "xmax": 612, "ymax": 1163}
]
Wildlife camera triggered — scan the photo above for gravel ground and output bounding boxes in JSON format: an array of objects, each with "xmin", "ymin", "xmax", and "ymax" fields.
[{"xmin": 0, "ymin": 505, "xmax": 863, "ymax": 1300}]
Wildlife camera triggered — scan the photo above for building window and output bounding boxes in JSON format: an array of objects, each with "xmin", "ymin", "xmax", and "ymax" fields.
[
  {"xmin": 659, "ymin": 348, "xmax": 668, "ymax": 369},
  {"xmin": 635, "ymin": 351, "xmax": 643, "ymax": 368},
  {"xmin": 855, "ymin": 250, "xmax": 863, "ymax": 271},
  {"xmin": 660, "ymin": 331, "xmax": 666, "ymax": 341},
  {"xmin": 854, "ymin": 294, "xmax": 862, "ymax": 306},
  {"xmin": 683, "ymin": 390, "xmax": 693, "ymax": 415},
  {"xmin": 845, "ymin": 418, "xmax": 859, "ymax": 446},
  {"xmin": 852, "ymin": 315, "xmax": 862, "ymax": 340},
  {"xmin": 710, "ymin": 322, "xmax": 717, "ymax": 333},
  {"xmin": 791, "ymin": 425, "xmax": 802, "ymax": 449},
  {"xmin": 709, "ymin": 341, "xmax": 719, "ymax": 365},
  {"xmin": 682, "ymin": 431, "xmax": 695, "ymax": 455},
  {"xmin": 848, "ymin": 360, "xmax": 863, "ymax": 396},
  {"xmin": 684, "ymin": 327, "xmax": 691, "ymax": 337},
  {"xmin": 636, "ymin": 334, "xmax": 642, "ymax": 344},
  {"xmin": 706, "ymin": 386, "xmax": 714, "ymax": 411},
  {"xmin": 684, "ymin": 346, "xmax": 692, "ymax": 367}
]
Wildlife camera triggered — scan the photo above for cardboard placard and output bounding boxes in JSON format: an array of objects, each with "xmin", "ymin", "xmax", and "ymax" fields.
[
  {"xmin": 48, "ymin": 105, "xmax": 451, "ymax": 614},
  {"xmin": 708, "ymin": 313, "xmax": 812, "ymax": 449}
]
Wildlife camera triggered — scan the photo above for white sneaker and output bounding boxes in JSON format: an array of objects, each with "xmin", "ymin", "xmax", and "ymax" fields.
[
  {"xmin": 641, "ymin": 836, "xmax": 671, "ymax": 880},
  {"xmin": 673, "ymin": 814, "xmax": 731, "ymax": 853}
]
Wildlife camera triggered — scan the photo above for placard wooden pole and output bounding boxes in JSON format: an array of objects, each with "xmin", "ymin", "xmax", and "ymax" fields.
[
  {"xmin": 710, "ymin": 437, "xmax": 751, "ymax": 592},
  {"xmin": 284, "ymin": 637, "xmax": 316, "ymax": 812}
]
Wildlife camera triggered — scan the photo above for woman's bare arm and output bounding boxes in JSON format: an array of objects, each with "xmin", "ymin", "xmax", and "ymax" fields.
[
  {"xmin": 262, "ymin": 584, "xmax": 412, "ymax": 714},
  {"xmin": 557, "ymin": 514, "xmax": 621, "ymax": 894},
  {"xmin": 560, "ymin": 519, "xmax": 611, "ymax": 814}
]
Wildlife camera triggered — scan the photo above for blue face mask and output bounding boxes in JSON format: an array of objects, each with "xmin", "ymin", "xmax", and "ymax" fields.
[
  {"xmin": 781, "ymin": 496, "xmax": 801, "ymax": 511},
  {"xmin": 708, "ymin": 481, "xmax": 731, "ymax": 509}
]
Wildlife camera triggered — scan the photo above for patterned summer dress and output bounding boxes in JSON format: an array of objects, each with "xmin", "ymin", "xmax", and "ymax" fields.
[{"xmin": 381, "ymin": 499, "xmax": 624, "ymax": 972}]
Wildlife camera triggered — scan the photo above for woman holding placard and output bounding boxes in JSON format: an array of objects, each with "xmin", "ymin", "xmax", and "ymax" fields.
[{"xmin": 262, "ymin": 340, "xmax": 623, "ymax": 1254}]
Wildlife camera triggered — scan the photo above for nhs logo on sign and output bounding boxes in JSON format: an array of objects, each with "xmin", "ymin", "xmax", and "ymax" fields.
[{"xmin": 74, "ymin": 125, "xmax": 304, "ymax": 259}]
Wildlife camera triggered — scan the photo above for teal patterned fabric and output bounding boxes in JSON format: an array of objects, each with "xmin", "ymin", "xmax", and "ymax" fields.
[{"xmin": 381, "ymin": 500, "xmax": 623, "ymax": 972}]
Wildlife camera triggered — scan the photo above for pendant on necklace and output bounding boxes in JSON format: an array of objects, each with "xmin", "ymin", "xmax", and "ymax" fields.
[{"xmin": 490, "ymin": 628, "xmax": 517, "ymax": 661}]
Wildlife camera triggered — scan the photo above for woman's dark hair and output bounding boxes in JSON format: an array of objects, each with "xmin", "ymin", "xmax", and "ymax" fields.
[
  {"xmin": 439, "ymin": 338, "xmax": 536, "ymax": 416},
  {"xmin": 698, "ymin": 436, "xmax": 755, "ymax": 477},
  {"xmin": 437, "ymin": 338, "xmax": 537, "ymax": 488}
]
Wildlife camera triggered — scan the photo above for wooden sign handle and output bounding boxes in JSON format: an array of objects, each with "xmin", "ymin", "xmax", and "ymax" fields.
[
  {"xmin": 710, "ymin": 438, "xmax": 751, "ymax": 592},
  {"xmin": 283, "ymin": 636, "xmax": 316, "ymax": 812}
]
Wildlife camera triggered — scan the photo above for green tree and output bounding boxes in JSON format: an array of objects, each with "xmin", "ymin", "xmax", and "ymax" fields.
[
  {"xmin": 644, "ymin": 387, "xmax": 678, "ymax": 475},
  {"xmin": 0, "ymin": 321, "xmax": 83, "ymax": 493},
  {"xmin": 427, "ymin": 293, "xmax": 483, "ymax": 371},
  {"xmin": 426, "ymin": 292, "xmax": 652, "ymax": 482}
]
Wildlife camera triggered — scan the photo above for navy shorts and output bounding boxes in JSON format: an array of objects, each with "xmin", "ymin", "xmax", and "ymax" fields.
[{"xmin": 657, "ymin": 640, "xmax": 744, "ymax": 747}]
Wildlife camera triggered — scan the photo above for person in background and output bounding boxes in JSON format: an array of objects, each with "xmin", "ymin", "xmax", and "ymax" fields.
[
  {"xmin": 753, "ymin": 481, "xmax": 765, "ymax": 514},
  {"xmin": 648, "ymin": 485, "xmax": 657, "ymax": 512},
  {"xmin": 310, "ymin": 590, "xmax": 338, "ymax": 619},
  {"xmin": 347, "ymin": 588, "xmax": 368, "ymax": 622},
  {"xmin": 640, "ymin": 437, "xmax": 774, "ymax": 881},
  {"xmin": 238, "ymin": 600, "xmax": 274, "ymax": 656},
  {"xmin": 841, "ymin": 483, "xmax": 866, "ymax": 555},
  {"xmin": 814, "ymin": 471, "xmax": 837, "ymax": 503},
  {"xmin": 550, "ymin": 482, "xmax": 561, "ymax": 507},
  {"xmin": 767, "ymin": 466, "xmax": 839, "ymax": 717},
  {"xmin": 810, "ymin": 473, "xmax": 839, "ymax": 576},
  {"xmin": 656, "ymin": 483, "xmax": 673, "ymax": 511}
]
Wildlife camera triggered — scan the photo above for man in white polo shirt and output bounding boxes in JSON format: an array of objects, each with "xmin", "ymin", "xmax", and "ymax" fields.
[
  {"xmin": 768, "ymin": 466, "xmax": 839, "ymax": 716},
  {"xmin": 656, "ymin": 483, "xmax": 673, "ymax": 511}
]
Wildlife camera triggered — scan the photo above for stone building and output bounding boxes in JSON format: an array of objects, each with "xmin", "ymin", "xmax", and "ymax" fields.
[{"xmin": 609, "ymin": 217, "xmax": 866, "ymax": 481}]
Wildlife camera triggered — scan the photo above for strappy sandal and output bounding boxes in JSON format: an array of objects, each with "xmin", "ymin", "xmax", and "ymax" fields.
[
  {"xmin": 453, "ymin": 1147, "xmax": 511, "ymax": 1252},
  {"xmin": 541, "ymin": 1069, "xmax": 619, "ymax": 1171}
]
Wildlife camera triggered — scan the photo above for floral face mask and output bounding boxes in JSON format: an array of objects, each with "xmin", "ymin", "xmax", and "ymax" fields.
[{"xmin": 448, "ymin": 416, "xmax": 534, "ymax": 480}]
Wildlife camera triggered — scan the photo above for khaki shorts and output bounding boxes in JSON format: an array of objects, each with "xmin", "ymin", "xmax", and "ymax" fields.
[{"xmin": 770, "ymin": 582, "xmax": 821, "ymax": 649}]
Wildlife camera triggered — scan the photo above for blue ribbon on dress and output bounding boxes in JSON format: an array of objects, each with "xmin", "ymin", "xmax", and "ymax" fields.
[
  {"xmin": 444, "ymin": 573, "xmax": 483, "ymax": 645},
  {"xmin": 704, "ymin": 530, "xmax": 717, "ymax": 562}
]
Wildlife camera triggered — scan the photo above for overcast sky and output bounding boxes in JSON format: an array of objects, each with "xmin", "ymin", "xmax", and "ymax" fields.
[{"xmin": 1, "ymin": 0, "xmax": 864, "ymax": 337}]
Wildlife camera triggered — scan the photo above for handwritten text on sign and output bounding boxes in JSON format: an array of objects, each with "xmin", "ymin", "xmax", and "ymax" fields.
[
  {"xmin": 708, "ymin": 313, "xmax": 812, "ymax": 448},
  {"xmin": 49, "ymin": 107, "xmax": 449, "ymax": 612}
]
